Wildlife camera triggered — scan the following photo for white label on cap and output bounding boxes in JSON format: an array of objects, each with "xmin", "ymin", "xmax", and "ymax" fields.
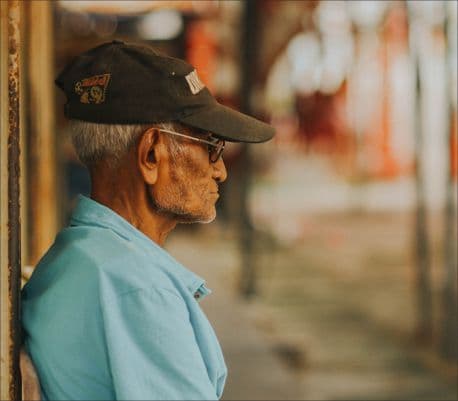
[{"xmin": 185, "ymin": 70, "xmax": 205, "ymax": 95}]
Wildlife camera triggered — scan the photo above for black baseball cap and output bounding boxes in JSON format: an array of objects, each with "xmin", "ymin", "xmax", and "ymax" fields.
[{"xmin": 55, "ymin": 40, "xmax": 275, "ymax": 143}]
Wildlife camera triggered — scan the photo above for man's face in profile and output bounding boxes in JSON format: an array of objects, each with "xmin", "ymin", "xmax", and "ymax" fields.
[{"xmin": 149, "ymin": 129, "xmax": 227, "ymax": 224}]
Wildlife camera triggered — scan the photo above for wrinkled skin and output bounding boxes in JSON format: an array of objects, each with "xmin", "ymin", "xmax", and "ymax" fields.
[
  {"xmin": 150, "ymin": 135, "xmax": 226, "ymax": 224},
  {"xmin": 90, "ymin": 127, "xmax": 227, "ymax": 246}
]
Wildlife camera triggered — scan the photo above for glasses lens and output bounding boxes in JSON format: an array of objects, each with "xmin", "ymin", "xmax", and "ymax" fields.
[{"xmin": 209, "ymin": 140, "xmax": 225, "ymax": 163}]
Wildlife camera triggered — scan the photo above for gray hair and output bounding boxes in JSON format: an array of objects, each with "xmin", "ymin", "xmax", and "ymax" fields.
[{"xmin": 68, "ymin": 120, "xmax": 181, "ymax": 168}]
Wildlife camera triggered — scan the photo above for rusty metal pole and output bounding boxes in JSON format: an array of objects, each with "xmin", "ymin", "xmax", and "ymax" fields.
[{"xmin": 0, "ymin": 1, "xmax": 22, "ymax": 400}]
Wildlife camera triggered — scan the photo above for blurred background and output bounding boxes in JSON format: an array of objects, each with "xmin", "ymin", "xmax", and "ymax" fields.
[{"xmin": 0, "ymin": 0, "xmax": 457, "ymax": 400}]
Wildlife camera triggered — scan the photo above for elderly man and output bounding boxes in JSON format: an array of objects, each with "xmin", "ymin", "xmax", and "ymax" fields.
[{"xmin": 21, "ymin": 41, "xmax": 274, "ymax": 401}]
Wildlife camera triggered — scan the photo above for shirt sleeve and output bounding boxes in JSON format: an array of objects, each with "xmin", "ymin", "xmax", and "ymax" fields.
[{"xmin": 101, "ymin": 286, "xmax": 218, "ymax": 400}]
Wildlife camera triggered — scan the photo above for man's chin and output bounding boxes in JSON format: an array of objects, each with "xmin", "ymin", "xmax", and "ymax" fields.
[
  {"xmin": 151, "ymin": 197, "xmax": 216, "ymax": 224},
  {"xmin": 177, "ymin": 210, "xmax": 216, "ymax": 225}
]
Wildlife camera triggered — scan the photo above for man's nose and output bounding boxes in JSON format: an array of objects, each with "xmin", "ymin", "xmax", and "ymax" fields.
[{"xmin": 213, "ymin": 157, "xmax": 227, "ymax": 183}]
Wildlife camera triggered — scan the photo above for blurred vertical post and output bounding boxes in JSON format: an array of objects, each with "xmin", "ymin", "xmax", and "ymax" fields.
[
  {"xmin": 408, "ymin": 5, "xmax": 433, "ymax": 343},
  {"xmin": 238, "ymin": 0, "xmax": 258, "ymax": 298},
  {"xmin": 0, "ymin": 1, "xmax": 23, "ymax": 400},
  {"xmin": 439, "ymin": 1, "xmax": 457, "ymax": 361},
  {"xmin": 346, "ymin": 2, "xmax": 387, "ymax": 209},
  {"xmin": 26, "ymin": 0, "xmax": 58, "ymax": 266}
]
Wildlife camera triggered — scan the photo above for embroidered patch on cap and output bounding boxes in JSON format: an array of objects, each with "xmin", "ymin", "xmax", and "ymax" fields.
[
  {"xmin": 185, "ymin": 70, "xmax": 205, "ymax": 95},
  {"xmin": 75, "ymin": 74, "xmax": 111, "ymax": 104}
]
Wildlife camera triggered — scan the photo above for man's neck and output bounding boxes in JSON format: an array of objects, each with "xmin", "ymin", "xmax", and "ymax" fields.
[{"xmin": 91, "ymin": 184, "xmax": 176, "ymax": 247}]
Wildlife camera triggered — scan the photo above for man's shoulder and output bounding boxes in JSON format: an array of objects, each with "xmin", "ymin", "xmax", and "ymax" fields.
[{"xmin": 30, "ymin": 224, "xmax": 180, "ymax": 299}]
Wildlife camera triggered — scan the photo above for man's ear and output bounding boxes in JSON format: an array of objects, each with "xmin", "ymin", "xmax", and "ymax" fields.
[{"xmin": 137, "ymin": 128, "xmax": 161, "ymax": 185}]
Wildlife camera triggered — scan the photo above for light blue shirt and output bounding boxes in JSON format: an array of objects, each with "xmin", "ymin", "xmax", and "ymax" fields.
[{"xmin": 22, "ymin": 195, "xmax": 227, "ymax": 400}]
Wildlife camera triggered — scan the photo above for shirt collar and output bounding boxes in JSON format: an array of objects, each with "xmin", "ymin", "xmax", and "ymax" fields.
[{"xmin": 70, "ymin": 195, "xmax": 211, "ymax": 300}]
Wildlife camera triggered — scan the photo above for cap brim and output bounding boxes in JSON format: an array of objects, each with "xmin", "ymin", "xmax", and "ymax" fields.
[{"xmin": 179, "ymin": 102, "xmax": 275, "ymax": 143}]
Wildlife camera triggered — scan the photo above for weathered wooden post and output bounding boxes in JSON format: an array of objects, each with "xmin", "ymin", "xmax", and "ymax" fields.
[{"xmin": 26, "ymin": 0, "xmax": 58, "ymax": 266}]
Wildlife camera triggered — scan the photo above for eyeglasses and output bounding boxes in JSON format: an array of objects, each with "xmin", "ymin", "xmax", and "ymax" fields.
[{"xmin": 159, "ymin": 128, "xmax": 225, "ymax": 163}]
